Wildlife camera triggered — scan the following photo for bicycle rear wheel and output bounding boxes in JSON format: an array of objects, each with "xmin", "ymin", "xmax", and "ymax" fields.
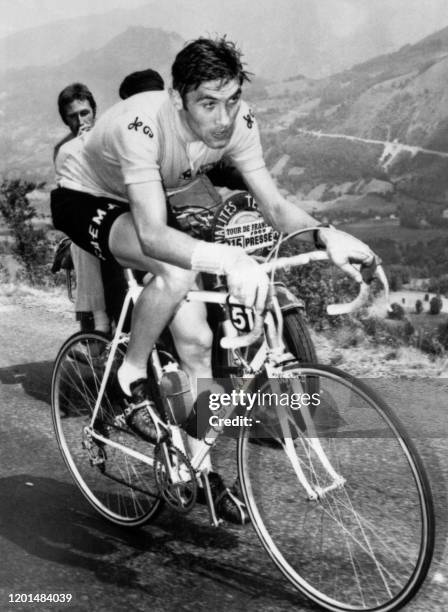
[
  {"xmin": 238, "ymin": 364, "xmax": 434, "ymax": 612},
  {"xmin": 51, "ymin": 332, "xmax": 162, "ymax": 527}
]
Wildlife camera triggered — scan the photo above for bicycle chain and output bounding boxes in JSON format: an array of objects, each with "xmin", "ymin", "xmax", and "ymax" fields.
[{"xmin": 153, "ymin": 443, "xmax": 198, "ymax": 513}]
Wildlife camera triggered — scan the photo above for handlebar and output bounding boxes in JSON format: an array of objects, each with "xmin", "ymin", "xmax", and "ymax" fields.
[{"xmin": 220, "ymin": 250, "xmax": 389, "ymax": 350}]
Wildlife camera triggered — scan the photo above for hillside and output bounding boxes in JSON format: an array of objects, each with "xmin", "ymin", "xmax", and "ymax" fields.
[
  {"xmin": 253, "ymin": 23, "xmax": 448, "ymax": 209},
  {"xmin": 297, "ymin": 25, "xmax": 448, "ymax": 149}
]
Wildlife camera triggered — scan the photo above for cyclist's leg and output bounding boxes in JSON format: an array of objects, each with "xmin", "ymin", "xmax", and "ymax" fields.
[
  {"xmin": 169, "ymin": 297, "xmax": 214, "ymax": 472},
  {"xmin": 52, "ymin": 187, "xmax": 195, "ymax": 390},
  {"xmin": 169, "ymin": 296, "xmax": 249, "ymax": 524},
  {"xmin": 109, "ymin": 211, "xmax": 197, "ymax": 393}
]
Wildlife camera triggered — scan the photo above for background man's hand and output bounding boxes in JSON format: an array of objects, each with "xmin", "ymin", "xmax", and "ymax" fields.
[{"xmin": 77, "ymin": 124, "xmax": 92, "ymax": 136}]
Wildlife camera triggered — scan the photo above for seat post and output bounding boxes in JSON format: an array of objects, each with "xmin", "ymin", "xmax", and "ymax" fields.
[{"xmin": 124, "ymin": 268, "xmax": 138, "ymax": 288}]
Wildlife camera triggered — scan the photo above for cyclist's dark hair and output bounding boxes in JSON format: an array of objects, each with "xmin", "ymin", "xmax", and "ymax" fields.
[
  {"xmin": 171, "ymin": 37, "xmax": 251, "ymax": 105},
  {"xmin": 57, "ymin": 83, "xmax": 97, "ymax": 124}
]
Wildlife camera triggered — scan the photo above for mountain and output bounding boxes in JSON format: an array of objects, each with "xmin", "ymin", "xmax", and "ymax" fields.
[{"xmin": 0, "ymin": 0, "xmax": 434, "ymax": 82}]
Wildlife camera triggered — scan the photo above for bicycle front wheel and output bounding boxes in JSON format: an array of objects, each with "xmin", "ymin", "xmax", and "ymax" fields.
[
  {"xmin": 238, "ymin": 364, "xmax": 434, "ymax": 612},
  {"xmin": 51, "ymin": 332, "xmax": 162, "ymax": 527}
]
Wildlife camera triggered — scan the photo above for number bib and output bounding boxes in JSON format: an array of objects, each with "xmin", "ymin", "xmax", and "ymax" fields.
[{"xmin": 228, "ymin": 299, "xmax": 255, "ymax": 333}]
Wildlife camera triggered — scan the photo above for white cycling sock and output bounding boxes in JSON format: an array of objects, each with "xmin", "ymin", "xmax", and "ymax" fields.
[
  {"xmin": 187, "ymin": 434, "xmax": 212, "ymax": 472},
  {"xmin": 117, "ymin": 361, "xmax": 147, "ymax": 396}
]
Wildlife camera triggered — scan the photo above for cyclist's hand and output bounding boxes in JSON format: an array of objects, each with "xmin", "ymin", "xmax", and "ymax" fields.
[
  {"xmin": 225, "ymin": 251, "xmax": 269, "ymax": 312},
  {"xmin": 317, "ymin": 228, "xmax": 376, "ymax": 283},
  {"xmin": 191, "ymin": 242, "xmax": 269, "ymax": 311}
]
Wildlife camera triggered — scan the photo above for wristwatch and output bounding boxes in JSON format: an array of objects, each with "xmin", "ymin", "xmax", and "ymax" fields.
[{"xmin": 313, "ymin": 223, "xmax": 333, "ymax": 250}]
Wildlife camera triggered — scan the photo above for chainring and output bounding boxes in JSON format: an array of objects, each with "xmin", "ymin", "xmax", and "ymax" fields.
[{"xmin": 153, "ymin": 443, "xmax": 197, "ymax": 513}]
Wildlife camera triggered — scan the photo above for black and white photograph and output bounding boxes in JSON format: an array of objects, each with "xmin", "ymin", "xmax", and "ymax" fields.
[{"xmin": 1, "ymin": 1, "xmax": 448, "ymax": 610}]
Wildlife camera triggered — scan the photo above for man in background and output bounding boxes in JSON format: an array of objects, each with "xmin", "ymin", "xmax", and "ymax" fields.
[{"xmin": 54, "ymin": 83, "xmax": 109, "ymax": 333}]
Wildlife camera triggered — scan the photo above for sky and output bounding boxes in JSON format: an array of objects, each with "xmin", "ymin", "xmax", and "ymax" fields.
[
  {"xmin": 2, "ymin": 0, "xmax": 448, "ymax": 48},
  {"xmin": 0, "ymin": 0, "xmax": 145, "ymax": 37}
]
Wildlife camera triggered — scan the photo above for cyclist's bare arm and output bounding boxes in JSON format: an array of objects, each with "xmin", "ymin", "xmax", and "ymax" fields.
[
  {"xmin": 240, "ymin": 166, "xmax": 319, "ymax": 233},
  {"xmin": 241, "ymin": 166, "xmax": 375, "ymax": 282},
  {"xmin": 109, "ymin": 180, "xmax": 269, "ymax": 309}
]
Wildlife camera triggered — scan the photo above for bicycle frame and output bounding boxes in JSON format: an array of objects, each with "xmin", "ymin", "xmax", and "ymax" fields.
[
  {"xmin": 85, "ymin": 251, "xmax": 386, "ymax": 521},
  {"xmin": 86, "ymin": 268, "xmax": 272, "ymax": 480}
]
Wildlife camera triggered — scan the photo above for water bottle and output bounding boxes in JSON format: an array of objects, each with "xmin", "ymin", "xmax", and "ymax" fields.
[{"xmin": 159, "ymin": 360, "xmax": 194, "ymax": 425}]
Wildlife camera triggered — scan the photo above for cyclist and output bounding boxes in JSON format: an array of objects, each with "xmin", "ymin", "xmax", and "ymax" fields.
[
  {"xmin": 54, "ymin": 83, "xmax": 109, "ymax": 333},
  {"xmin": 51, "ymin": 36, "xmax": 375, "ymax": 523}
]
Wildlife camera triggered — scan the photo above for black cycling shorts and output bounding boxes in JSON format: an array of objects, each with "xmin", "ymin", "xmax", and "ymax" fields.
[{"xmin": 51, "ymin": 187, "xmax": 129, "ymax": 261}]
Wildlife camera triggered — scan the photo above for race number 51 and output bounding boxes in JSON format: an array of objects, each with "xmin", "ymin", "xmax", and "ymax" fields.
[{"xmin": 228, "ymin": 302, "xmax": 255, "ymax": 332}]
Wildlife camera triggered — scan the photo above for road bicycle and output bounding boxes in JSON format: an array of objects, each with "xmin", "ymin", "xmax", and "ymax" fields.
[{"xmin": 51, "ymin": 236, "xmax": 434, "ymax": 612}]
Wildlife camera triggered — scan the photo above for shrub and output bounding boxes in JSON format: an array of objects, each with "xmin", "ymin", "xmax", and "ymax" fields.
[
  {"xmin": 0, "ymin": 179, "xmax": 50, "ymax": 284},
  {"xmin": 415, "ymin": 299, "xmax": 423, "ymax": 314},
  {"xmin": 388, "ymin": 303, "xmax": 405, "ymax": 320},
  {"xmin": 361, "ymin": 315, "xmax": 414, "ymax": 347}
]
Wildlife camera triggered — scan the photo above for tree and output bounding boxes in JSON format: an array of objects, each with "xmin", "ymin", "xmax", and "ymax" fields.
[{"xmin": 0, "ymin": 179, "xmax": 50, "ymax": 284}]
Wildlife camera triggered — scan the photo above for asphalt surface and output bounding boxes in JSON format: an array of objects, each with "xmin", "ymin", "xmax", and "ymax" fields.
[{"xmin": 0, "ymin": 294, "xmax": 447, "ymax": 612}]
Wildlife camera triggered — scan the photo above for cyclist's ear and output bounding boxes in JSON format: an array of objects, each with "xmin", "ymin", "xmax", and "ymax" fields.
[{"xmin": 169, "ymin": 88, "xmax": 183, "ymax": 111}]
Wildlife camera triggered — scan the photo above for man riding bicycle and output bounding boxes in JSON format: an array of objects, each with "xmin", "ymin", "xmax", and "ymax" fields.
[{"xmin": 51, "ymin": 36, "xmax": 375, "ymax": 524}]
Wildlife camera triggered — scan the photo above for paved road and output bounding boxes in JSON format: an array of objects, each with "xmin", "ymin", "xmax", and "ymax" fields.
[{"xmin": 0, "ymin": 293, "xmax": 447, "ymax": 611}]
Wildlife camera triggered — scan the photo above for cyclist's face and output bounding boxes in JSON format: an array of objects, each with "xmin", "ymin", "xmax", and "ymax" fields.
[
  {"xmin": 63, "ymin": 99, "xmax": 95, "ymax": 136},
  {"xmin": 182, "ymin": 79, "xmax": 242, "ymax": 149}
]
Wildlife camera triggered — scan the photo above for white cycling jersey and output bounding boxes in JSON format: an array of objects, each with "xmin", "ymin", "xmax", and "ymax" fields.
[{"xmin": 57, "ymin": 90, "xmax": 265, "ymax": 201}]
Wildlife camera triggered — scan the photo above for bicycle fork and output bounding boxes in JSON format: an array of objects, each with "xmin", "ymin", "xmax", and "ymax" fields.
[{"xmin": 274, "ymin": 385, "xmax": 346, "ymax": 501}]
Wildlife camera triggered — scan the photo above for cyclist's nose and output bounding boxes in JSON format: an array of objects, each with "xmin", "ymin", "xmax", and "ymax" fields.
[
  {"xmin": 72, "ymin": 115, "xmax": 82, "ymax": 131},
  {"xmin": 216, "ymin": 106, "xmax": 231, "ymax": 128}
]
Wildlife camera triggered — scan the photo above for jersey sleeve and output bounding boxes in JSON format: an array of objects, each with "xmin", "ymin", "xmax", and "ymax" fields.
[
  {"xmin": 226, "ymin": 101, "xmax": 266, "ymax": 173},
  {"xmin": 108, "ymin": 110, "xmax": 162, "ymax": 184}
]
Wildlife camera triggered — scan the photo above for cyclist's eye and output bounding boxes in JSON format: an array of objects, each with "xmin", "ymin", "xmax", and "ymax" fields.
[{"xmin": 203, "ymin": 102, "xmax": 216, "ymax": 110}]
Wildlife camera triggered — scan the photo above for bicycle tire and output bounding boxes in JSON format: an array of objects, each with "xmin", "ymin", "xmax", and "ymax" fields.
[
  {"xmin": 51, "ymin": 331, "xmax": 163, "ymax": 527},
  {"xmin": 237, "ymin": 363, "xmax": 434, "ymax": 612},
  {"xmin": 282, "ymin": 308, "xmax": 317, "ymax": 363}
]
